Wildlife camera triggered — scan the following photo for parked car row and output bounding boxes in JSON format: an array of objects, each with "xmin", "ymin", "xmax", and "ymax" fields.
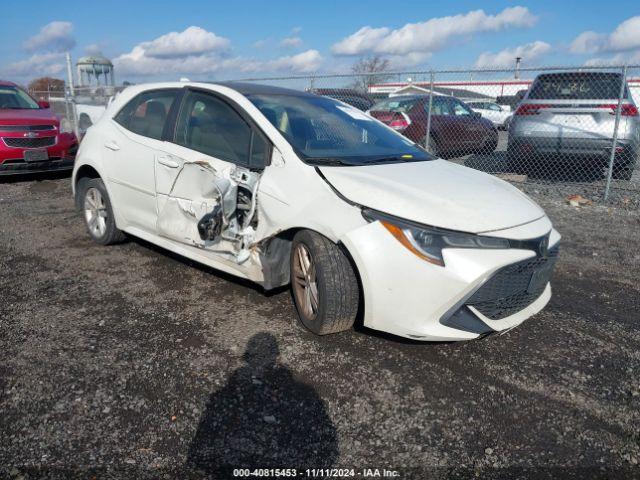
[{"xmin": 367, "ymin": 94, "xmax": 499, "ymax": 158}]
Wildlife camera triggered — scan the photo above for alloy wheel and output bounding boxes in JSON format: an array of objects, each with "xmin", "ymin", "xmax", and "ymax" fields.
[
  {"xmin": 84, "ymin": 187, "xmax": 108, "ymax": 238},
  {"xmin": 292, "ymin": 243, "xmax": 319, "ymax": 320}
]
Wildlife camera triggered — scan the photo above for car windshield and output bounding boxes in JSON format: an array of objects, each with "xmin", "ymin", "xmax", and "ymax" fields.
[
  {"xmin": 528, "ymin": 73, "xmax": 626, "ymax": 100},
  {"xmin": 0, "ymin": 86, "xmax": 40, "ymax": 109},
  {"xmin": 370, "ymin": 97, "xmax": 422, "ymax": 113},
  {"xmin": 247, "ymin": 94, "xmax": 432, "ymax": 165}
]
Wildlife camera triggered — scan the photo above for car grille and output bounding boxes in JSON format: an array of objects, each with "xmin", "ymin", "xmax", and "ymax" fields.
[
  {"xmin": 3, "ymin": 136, "xmax": 56, "ymax": 148},
  {"xmin": 0, "ymin": 125, "xmax": 55, "ymax": 132},
  {"xmin": 466, "ymin": 245, "xmax": 559, "ymax": 320}
]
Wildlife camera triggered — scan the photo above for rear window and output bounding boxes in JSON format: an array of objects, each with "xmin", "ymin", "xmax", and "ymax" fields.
[
  {"xmin": 371, "ymin": 97, "xmax": 421, "ymax": 113},
  {"xmin": 528, "ymin": 73, "xmax": 626, "ymax": 100}
]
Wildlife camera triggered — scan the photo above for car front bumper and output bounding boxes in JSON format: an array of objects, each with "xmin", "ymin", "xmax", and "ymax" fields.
[
  {"xmin": 341, "ymin": 215, "xmax": 560, "ymax": 341},
  {"xmin": 0, "ymin": 132, "xmax": 78, "ymax": 176}
]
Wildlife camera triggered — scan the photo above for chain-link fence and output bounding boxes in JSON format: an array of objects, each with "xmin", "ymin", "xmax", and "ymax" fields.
[
  {"xmin": 232, "ymin": 65, "xmax": 640, "ymax": 203},
  {"xmin": 29, "ymin": 85, "xmax": 121, "ymax": 139},
  {"xmin": 35, "ymin": 65, "xmax": 640, "ymax": 203}
]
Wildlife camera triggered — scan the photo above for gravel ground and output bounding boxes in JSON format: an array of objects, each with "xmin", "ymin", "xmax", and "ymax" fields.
[{"xmin": 1, "ymin": 173, "xmax": 639, "ymax": 480}]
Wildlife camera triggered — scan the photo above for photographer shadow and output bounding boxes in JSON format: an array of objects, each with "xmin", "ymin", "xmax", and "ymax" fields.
[{"xmin": 186, "ymin": 333, "xmax": 338, "ymax": 477}]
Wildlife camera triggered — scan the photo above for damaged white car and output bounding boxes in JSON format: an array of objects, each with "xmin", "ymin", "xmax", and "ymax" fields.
[{"xmin": 72, "ymin": 82, "xmax": 560, "ymax": 341}]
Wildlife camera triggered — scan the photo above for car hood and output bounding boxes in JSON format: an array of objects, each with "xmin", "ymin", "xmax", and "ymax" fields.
[
  {"xmin": 319, "ymin": 160, "xmax": 545, "ymax": 233},
  {"xmin": 0, "ymin": 108, "xmax": 58, "ymax": 126}
]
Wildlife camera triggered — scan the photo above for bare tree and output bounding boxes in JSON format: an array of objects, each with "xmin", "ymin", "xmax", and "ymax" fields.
[
  {"xmin": 28, "ymin": 77, "xmax": 65, "ymax": 94},
  {"xmin": 351, "ymin": 55, "xmax": 391, "ymax": 93}
]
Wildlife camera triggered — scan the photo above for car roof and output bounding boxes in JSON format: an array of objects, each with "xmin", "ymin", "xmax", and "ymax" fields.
[
  {"xmin": 377, "ymin": 94, "xmax": 428, "ymax": 102},
  {"xmin": 210, "ymin": 81, "xmax": 317, "ymax": 97},
  {"xmin": 0, "ymin": 80, "xmax": 18, "ymax": 87}
]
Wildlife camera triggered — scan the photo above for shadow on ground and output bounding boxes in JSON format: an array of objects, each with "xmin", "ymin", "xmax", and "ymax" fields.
[{"xmin": 186, "ymin": 333, "xmax": 338, "ymax": 477}]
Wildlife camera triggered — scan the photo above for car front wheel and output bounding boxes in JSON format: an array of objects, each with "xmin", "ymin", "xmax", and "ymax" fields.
[
  {"xmin": 77, "ymin": 178, "xmax": 126, "ymax": 245},
  {"xmin": 290, "ymin": 230, "xmax": 359, "ymax": 335}
]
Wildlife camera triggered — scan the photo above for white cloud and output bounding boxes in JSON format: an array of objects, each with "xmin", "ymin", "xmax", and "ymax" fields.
[
  {"xmin": 252, "ymin": 38, "xmax": 270, "ymax": 49},
  {"xmin": 266, "ymin": 49, "xmax": 322, "ymax": 72},
  {"xmin": 141, "ymin": 26, "xmax": 230, "ymax": 58},
  {"xmin": 570, "ymin": 16, "xmax": 640, "ymax": 56},
  {"xmin": 114, "ymin": 26, "xmax": 321, "ymax": 78},
  {"xmin": 569, "ymin": 31, "xmax": 606, "ymax": 54},
  {"xmin": 475, "ymin": 41, "xmax": 551, "ymax": 68},
  {"xmin": 608, "ymin": 16, "xmax": 640, "ymax": 51},
  {"xmin": 331, "ymin": 6, "xmax": 537, "ymax": 57},
  {"xmin": 584, "ymin": 51, "xmax": 640, "ymax": 67},
  {"xmin": 84, "ymin": 43, "xmax": 105, "ymax": 56},
  {"xmin": 280, "ymin": 36, "xmax": 302, "ymax": 48},
  {"xmin": 23, "ymin": 21, "xmax": 75, "ymax": 53},
  {"xmin": 1, "ymin": 52, "xmax": 66, "ymax": 77}
]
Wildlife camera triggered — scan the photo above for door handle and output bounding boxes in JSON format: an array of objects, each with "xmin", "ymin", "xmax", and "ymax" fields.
[
  {"xmin": 104, "ymin": 141, "xmax": 120, "ymax": 151},
  {"xmin": 157, "ymin": 156, "xmax": 179, "ymax": 168}
]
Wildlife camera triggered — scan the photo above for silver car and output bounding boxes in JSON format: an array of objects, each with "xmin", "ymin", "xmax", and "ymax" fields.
[{"xmin": 508, "ymin": 71, "xmax": 639, "ymax": 180}]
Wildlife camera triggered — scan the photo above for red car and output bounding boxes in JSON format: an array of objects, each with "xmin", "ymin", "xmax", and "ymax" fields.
[
  {"xmin": 369, "ymin": 95, "xmax": 498, "ymax": 158},
  {"xmin": 0, "ymin": 81, "xmax": 78, "ymax": 175}
]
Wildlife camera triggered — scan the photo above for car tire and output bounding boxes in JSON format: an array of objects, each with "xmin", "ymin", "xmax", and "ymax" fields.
[
  {"xmin": 290, "ymin": 230, "xmax": 359, "ymax": 336},
  {"xmin": 77, "ymin": 177, "xmax": 126, "ymax": 245},
  {"xmin": 480, "ymin": 133, "xmax": 498, "ymax": 154},
  {"xmin": 506, "ymin": 147, "xmax": 525, "ymax": 174},
  {"xmin": 612, "ymin": 165, "xmax": 634, "ymax": 181},
  {"xmin": 424, "ymin": 134, "xmax": 440, "ymax": 157}
]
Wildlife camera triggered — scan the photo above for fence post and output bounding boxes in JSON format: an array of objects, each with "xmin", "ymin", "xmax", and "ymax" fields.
[
  {"xmin": 604, "ymin": 64, "xmax": 627, "ymax": 201},
  {"xmin": 425, "ymin": 70, "xmax": 434, "ymax": 150}
]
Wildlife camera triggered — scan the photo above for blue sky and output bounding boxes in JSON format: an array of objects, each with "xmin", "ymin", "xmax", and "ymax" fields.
[{"xmin": 1, "ymin": 0, "xmax": 639, "ymax": 84}]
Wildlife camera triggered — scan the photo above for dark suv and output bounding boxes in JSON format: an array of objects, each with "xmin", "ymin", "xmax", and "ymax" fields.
[{"xmin": 369, "ymin": 95, "xmax": 498, "ymax": 157}]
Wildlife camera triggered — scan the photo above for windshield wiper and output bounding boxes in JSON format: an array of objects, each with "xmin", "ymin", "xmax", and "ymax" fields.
[
  {"xmin": 363, "ymin": 156, "xmax": 417, "ymax": 164},
  {"xmin": 305, "ymin": 157, "xmax": 352, "ymax": 166}
]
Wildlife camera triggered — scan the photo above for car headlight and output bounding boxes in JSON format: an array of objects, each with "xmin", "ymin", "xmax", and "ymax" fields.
[
  {"xmin": 362, "ymin": 208, "xmax": 510, "ymax": 266},
  {"xmin": 59, "ymin": 119, "xmax": 73, "ymax": 134}
]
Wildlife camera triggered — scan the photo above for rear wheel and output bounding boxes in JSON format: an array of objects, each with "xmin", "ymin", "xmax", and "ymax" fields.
[
  {"xmin": 480, "ymin": 132, "xmax": 498, "ymax": 154},
  {"xmin": 77, "ymin": 178, "xmax": 126, "ymax": 245},
  {"xmin": 290, "ymin": 231, "xmax": 359, "ymax": 335},
  {"xmin": 612, "ymin": 165, "xmax": 634, "ymax": 181}
]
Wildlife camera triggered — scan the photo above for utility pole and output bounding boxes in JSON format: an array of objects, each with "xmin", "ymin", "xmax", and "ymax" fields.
[
  {"xmin": 515, "ymin": 57, "xmax": 522, "ymax": 80},
  {"xmin": 66, "ymin": 52, "xmax": 75, "ymax": 96}
]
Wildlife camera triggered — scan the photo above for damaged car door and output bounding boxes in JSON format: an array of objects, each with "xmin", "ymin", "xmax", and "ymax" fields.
[
  {"xmin": 105, "ymin": 88, "xmax": 180, "ymax": 232},
  {"xmin": 155, "ymin": 88, "xmax": 270, "ymax": 263}
]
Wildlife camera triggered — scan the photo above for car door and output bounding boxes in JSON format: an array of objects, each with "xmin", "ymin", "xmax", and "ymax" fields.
[
  {"xmin": 155, "ymin": 88, "xmax": 270, "ymax": 254},
  {"xmin": 102, "ymin": 88, "xmax": 180, "ymax": 232},
  {"xmin": 428, "ymin": 97, "xmax": 464, "ymax": 152},
  {"xmin": 450, "ymin": 98, "xmax": 484, "ymax": 148}
]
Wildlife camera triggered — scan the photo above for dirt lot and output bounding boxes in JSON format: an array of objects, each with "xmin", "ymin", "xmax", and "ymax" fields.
[{"xmin": 1, "ymin": 173, "xmax": 639, "ymax": 479}]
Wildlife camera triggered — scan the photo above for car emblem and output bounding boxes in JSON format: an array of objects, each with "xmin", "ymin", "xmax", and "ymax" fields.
[
  {"xmin": 538, "ymin": 236, "xmax": 549, "ymax": 257},
  {"xmin": 23, "ymin": 131, "xmax": 38, "ymax": 138}
]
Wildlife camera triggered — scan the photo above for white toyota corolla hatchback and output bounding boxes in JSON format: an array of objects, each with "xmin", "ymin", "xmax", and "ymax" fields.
[{"xmin": 72, "ymin": 82, "xmax": 560, "ymax": 341}]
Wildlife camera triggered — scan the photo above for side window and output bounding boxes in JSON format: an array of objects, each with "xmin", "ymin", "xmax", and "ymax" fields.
[
  {"xmin": 452, "ymin": 100, "xmax": 472, "ymax": 116},
  {"xmin": 114, "ymin": 89, "xmax": 178, "ymax": 140},
  {"xmin": 175, "ymin": 90, "xmax": 268, "ymax": 168},
  {"xmin": 429, "ymin": 97, "xmax": 451, "ymax": 116}
]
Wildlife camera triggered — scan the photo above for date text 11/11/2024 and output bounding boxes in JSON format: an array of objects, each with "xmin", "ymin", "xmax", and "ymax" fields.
[{"xmin": 232, "ymin": 468, "xmax": 401, "ymax": 477}]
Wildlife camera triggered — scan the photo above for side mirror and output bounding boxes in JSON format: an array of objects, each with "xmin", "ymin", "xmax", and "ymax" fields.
[{"xmin": 38, "ymin": 101, "xmax": 50, "ymax": 109}]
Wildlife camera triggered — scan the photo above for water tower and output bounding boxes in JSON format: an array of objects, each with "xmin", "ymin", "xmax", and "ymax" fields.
[{"xmin": 76, "ymin": 55, "xmax": 115, "ymax": 87}]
